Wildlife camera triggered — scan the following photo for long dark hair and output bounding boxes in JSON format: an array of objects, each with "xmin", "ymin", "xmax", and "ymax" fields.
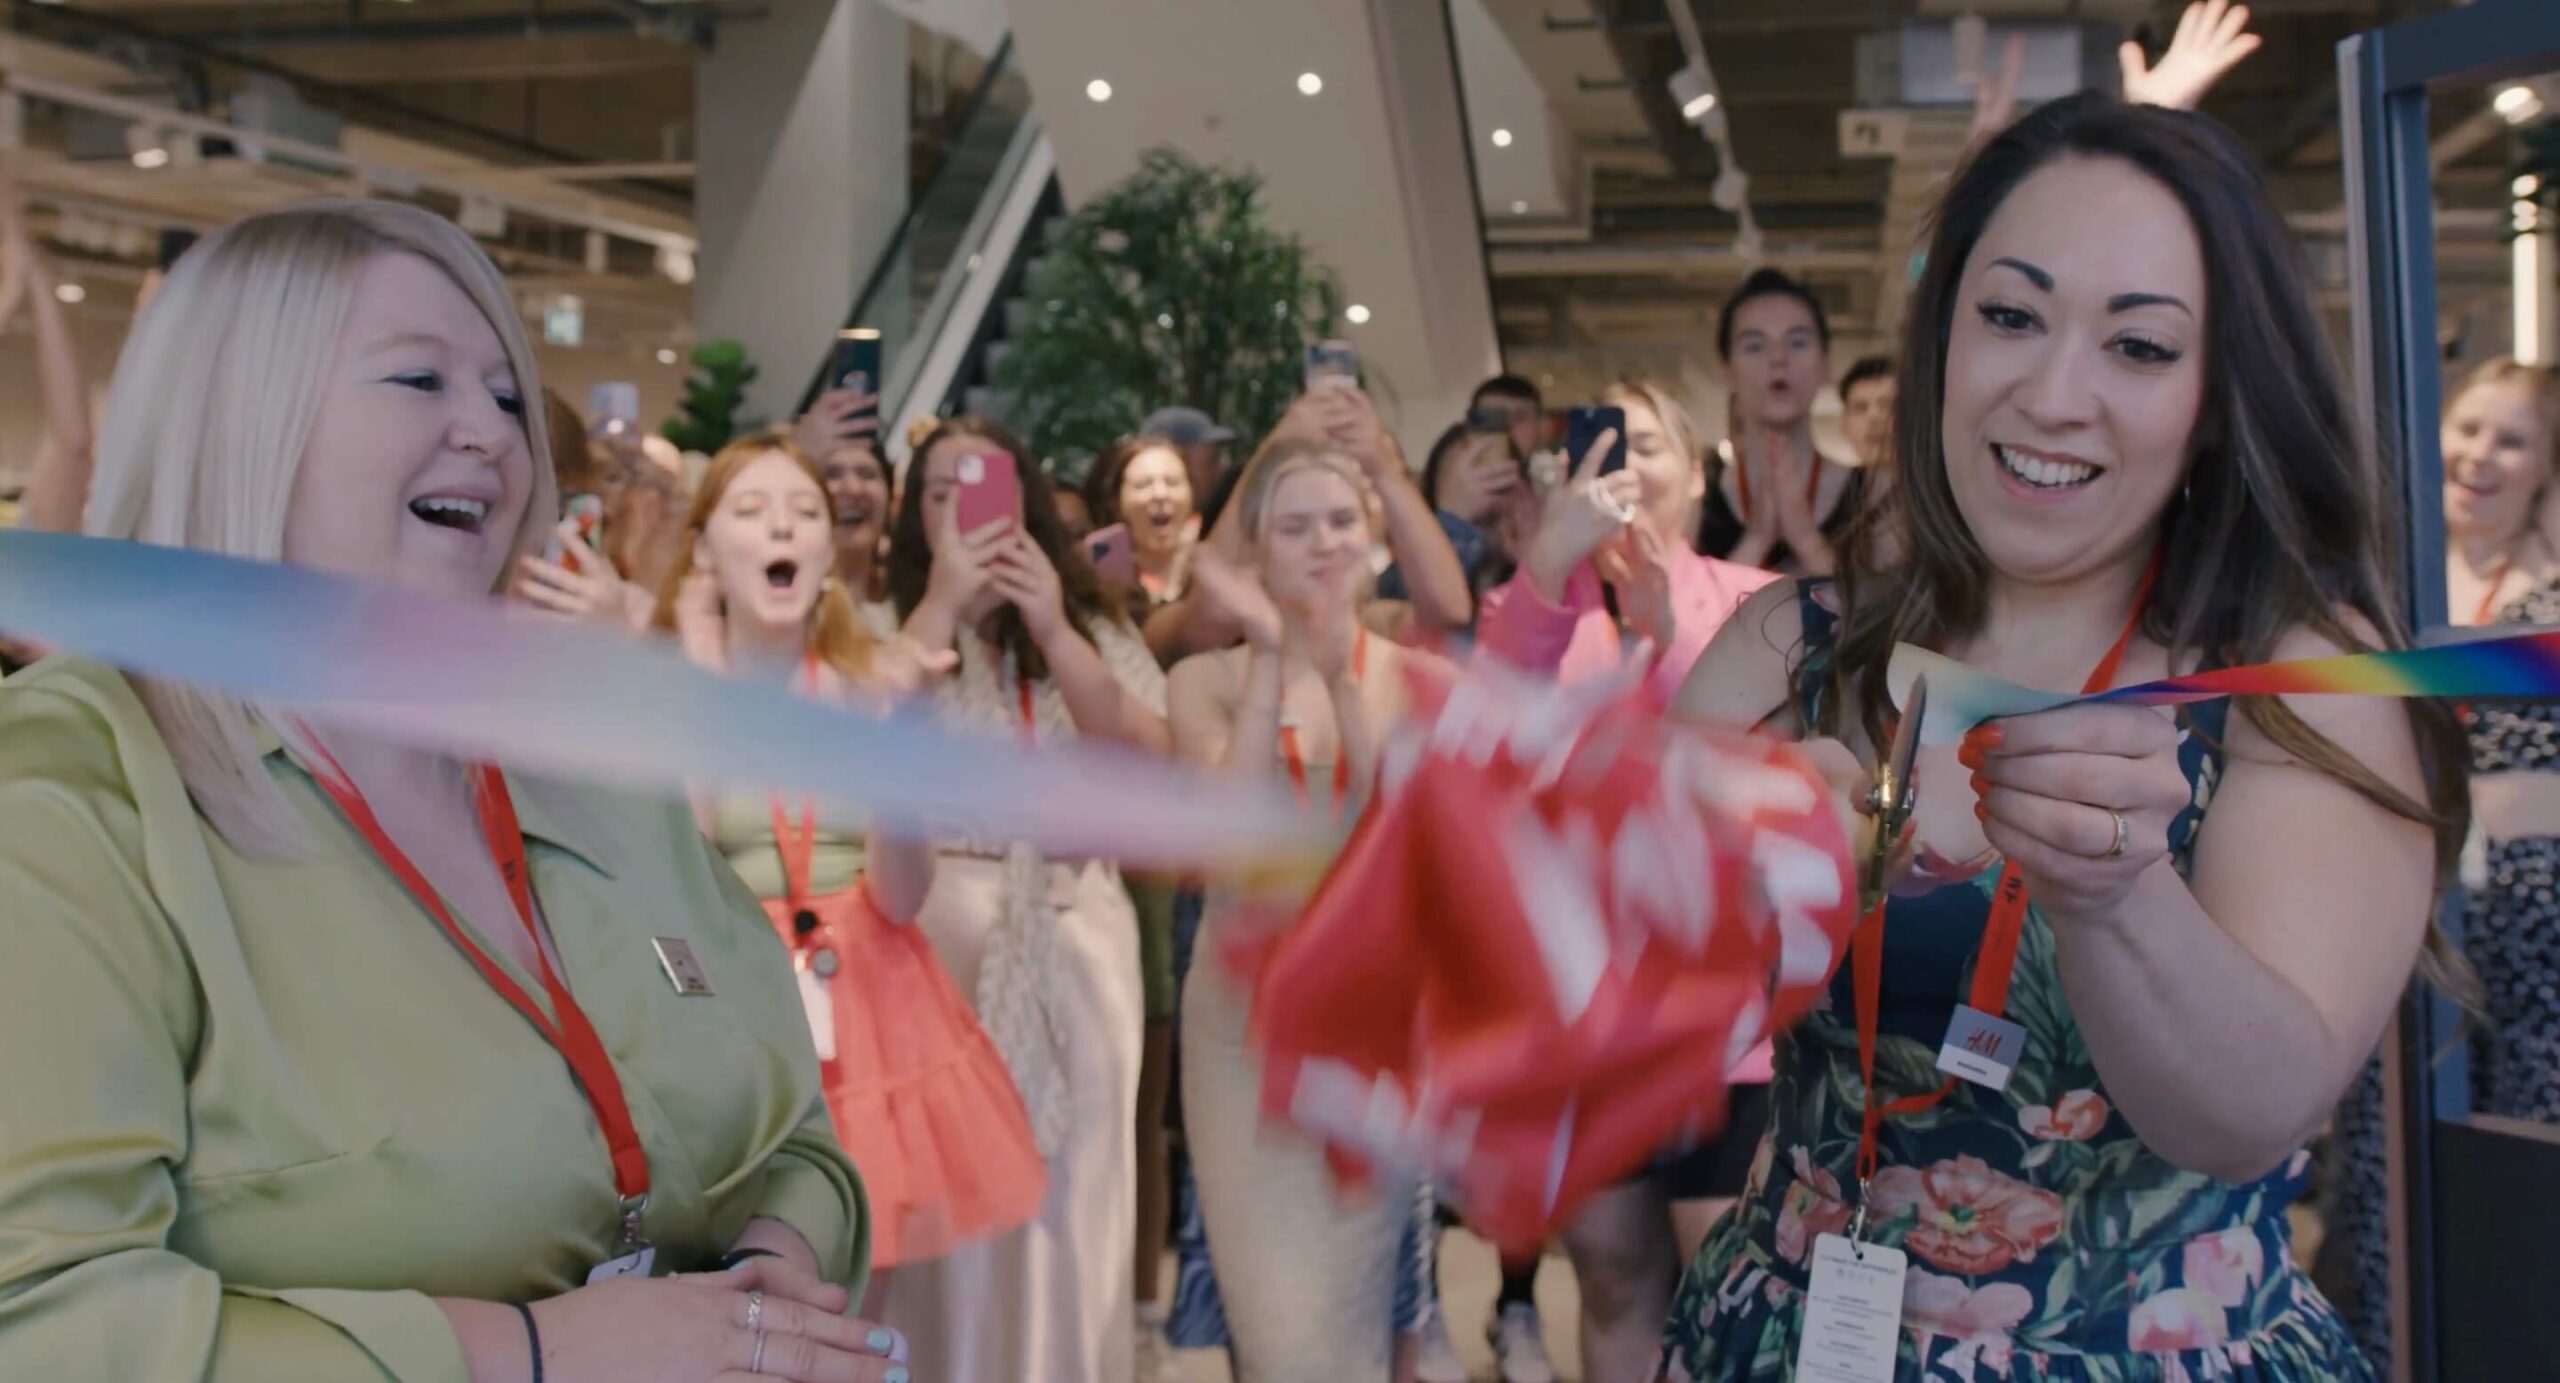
[
  {"xmin": 889, "ymin": 415, "xmax": 1107, "ymax": 683},
  {"xmin": 1829, "ymin": 94, "xmax": 2471, "ymax": 970}
]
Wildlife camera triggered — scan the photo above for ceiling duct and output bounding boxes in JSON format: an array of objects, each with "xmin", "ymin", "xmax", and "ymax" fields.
[{"xmin": 1855, "ymin": 21, "xmax": 2114, "ymax": 110}]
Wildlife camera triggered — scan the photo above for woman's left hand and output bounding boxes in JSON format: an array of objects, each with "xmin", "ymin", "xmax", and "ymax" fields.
[
  {"xmin": 1593, "ymin": 520, "xmax": 1676, "ymax": 652},
  {"xmin": 1967, "ymin": 702, "xmax": 2193, "ymax": 922},
  {"xmin": 989, "ymin": 531, "xmax": 1070, "ymax": 646},
  {"xmin": 515, "ymin": 524, "xmax": 632, "ymax": 626}
]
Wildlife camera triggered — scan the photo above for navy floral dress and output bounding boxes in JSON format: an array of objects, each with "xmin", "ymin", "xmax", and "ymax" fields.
[{"xmin": 1657, "ymin": 587, "xmax": 2371, "ymax": 1383}]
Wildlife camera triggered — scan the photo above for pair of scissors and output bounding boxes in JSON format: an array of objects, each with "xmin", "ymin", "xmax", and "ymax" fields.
[{"xmin": 1862, "ymin": 674, "xmax": 1927, "ymax": 912}]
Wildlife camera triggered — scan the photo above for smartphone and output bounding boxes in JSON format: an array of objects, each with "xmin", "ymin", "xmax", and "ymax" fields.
[
  {"xmin": 953, "ymin": 448, "xmax": 1022, "ymax": 536},
  {"xmin": 1466, "ymin": 404, "xmax": 1513, "ymax": 435},
  {"xmin": 832, "ymin": 328, "xmax": 883, "ymax": 428},
  {"xmin": 1085, "ymin": 523, "xmax": 1136, "ymax": 584},
  {"xmin": 1304, "ymin": 338, "xmax": 1360, "ymax": 391},
  {"xmin": 1564, "ymin": 405, "xmax": 1630, "ymax": 477},
  {"xmin": 545, "ymin": 493, "xmax": 607, "ymax": 572}
]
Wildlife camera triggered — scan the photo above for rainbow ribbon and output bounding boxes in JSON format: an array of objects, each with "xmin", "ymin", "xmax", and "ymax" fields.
[
  {"xmin": 0, "ymin": 531, "xmax": 1319, "ymax": 867},
  {"xmin": 1892, "ymin": 631, "xmax": 2560, "ymax": 745}
]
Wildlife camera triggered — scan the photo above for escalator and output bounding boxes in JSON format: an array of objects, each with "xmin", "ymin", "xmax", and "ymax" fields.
[{"xmin": 797, "ymin": 35, "xmax": 1063, "ymax": 462}]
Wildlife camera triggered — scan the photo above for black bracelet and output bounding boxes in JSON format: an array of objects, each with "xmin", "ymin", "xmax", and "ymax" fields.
[
  {"xmin": 512, "ymin": 1301, "xmax": 544, "ymax": 1383},
  {"xmin": 715, "ymin": 1247, "xmax": 784, "ymax": 1271}
]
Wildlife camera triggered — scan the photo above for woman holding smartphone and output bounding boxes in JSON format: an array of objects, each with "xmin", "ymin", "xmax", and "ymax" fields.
[
  {"xmin": 1167, "ymin": 437, "xmax": 1452, "ymax": 1382},
  {"xmin": 654, "ymin": 430, "xmax": 1047, "ymax": 1298},
  {"xmin": 1476, "ymin": 380, "xmax": 1778, "ymax": 1383},
  {"xmin": 884, "ymin": 417, "xmax": 1171, "ymax": 1383}
]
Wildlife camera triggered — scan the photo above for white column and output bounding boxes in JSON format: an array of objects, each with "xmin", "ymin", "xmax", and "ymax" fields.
[
  {"xmin": 2515, "ymin": 211, "xmax": 2555, "ymax": 366},
  {"xmin": 695, "ymin": 0, "xmax": 910, "ymax": 427}
]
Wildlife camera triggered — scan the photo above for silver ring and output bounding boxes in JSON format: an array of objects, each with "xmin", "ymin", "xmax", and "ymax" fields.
[
  {"xmin": 744, "ymin": 1290, "xmax": 764, "ymax": 1333},
  {"xmin": 2105, "ymin": 808, "xmax": 2130, "ymax": 860},
  {"xmin": 750, "ymin": 1329, "xmax": 768, "ymax": 1375}
]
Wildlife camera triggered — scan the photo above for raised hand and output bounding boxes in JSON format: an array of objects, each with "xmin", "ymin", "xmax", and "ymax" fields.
[
  {"xmin": 986, "ymin": 530, "xmax": 1071, "ymax": 646},
  {"xmin": 1965, "ymin": 32, "xmax": 2029, "ymax": 155},
  {"xmin": 516, "ymin": 524, "xmax": 634, "ymax": 627},
  {"xmin": 2120, "ymin": 0, "xmax": 2261, "ymax": 111},
  {"xmin": 1189, "ymin": 545, "xmax": 1285, "ymax": 652},
  {"xmin": 1522, "ymin": 423, "xmax": 1637, "ymax": 602}
]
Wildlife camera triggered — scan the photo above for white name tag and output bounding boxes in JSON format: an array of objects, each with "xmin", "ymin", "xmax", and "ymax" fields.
[
  {"xmin": 798, "ymin": 964, "xmax": 837, "ymax": 1063},
  {"xmin": 584, "ymin": 1246, "xmax": 656, "ymax": 1285},
  {"xmin": 1935, "ymin": 1004, "xmax": 2026, "ymax": 1091},
  {"xmin": 1794, "ymin": 1234, "xmax": 1906, "ymax": 1383}
]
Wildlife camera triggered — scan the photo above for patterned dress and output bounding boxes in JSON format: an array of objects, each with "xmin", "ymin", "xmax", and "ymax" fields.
[
  {"xmin": 1658, "ymin": 588, "xmax": 2369, "ymax": 1383},
  {"xmin": 2325, "ymin": 574, "xmax": 2560, "ymax": 1370}
]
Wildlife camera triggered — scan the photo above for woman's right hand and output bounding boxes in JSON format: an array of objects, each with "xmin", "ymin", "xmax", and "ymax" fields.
[
  {"xmin": 674, "ymin": 570, "xmax": 727, "ymax": 673},
  {"xmin": 793, "ymin": 388, "xmax": 882, "ymax": 460},
  {"xmin": 1189, "ymin": 546, "xmax": 1285, "ymax": 652},
  {"xmin": 1522, "ymin": 425, "xmax": 1636, "ymax": 602},
  {"xmin": 1439, "ymin": 433, "xmax": 1522, "ymax": 527},
  {"xmin": 527, "ymin": 1274, "xmax": 908, "ymax": 1383},
  {"xmin": 919, "ymin": 505, "xmax": 1010, "ymax": 626}
]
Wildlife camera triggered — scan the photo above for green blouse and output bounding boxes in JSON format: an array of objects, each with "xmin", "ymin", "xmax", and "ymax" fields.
[{"xmin": 0, "ymin": 658, "xmax": 867, "ymax": 1381}]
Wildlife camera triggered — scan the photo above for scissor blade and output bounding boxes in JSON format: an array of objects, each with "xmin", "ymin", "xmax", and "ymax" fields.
[{"xmin": 1885, "ymin": 674, "xmax": 1927, "ymax": 824}]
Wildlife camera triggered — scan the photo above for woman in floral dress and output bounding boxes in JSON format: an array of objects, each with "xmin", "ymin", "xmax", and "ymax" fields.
[{"xmin": 1659, "ymin": 94, "xmax": 2467, "ymax": 1382}]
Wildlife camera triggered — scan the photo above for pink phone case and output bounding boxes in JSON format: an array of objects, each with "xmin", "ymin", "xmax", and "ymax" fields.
[
  {"xmin": 1087, "ymin": 523, "xmax": 1136, "ymax": 584},
  {"xmin": 954, "ymin": 449, "xmax": 1022, "ymax": 535}
]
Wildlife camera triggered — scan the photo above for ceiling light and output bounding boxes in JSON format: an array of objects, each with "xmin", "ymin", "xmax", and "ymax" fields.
[
  {"xmin": 1086, "ymin": 78, "xmax": 1113, "ymax": 103},
  {"xmin": 1491, "ymin": 128, "xmax": 1514, "ymax": 148},
  {"xmin": 1510, "ymin": 200, "xmax": 1529, "ymax": 215},
  {"xmin": 1346, "ymin": 304, "xmax": 1371, "ymax": 325},
  {"xmin": 1668, "ymin": 59, "xmax": 1719, "ymax": 124},
  {"xmin": 2518, "ymin": 175, "xmax": 2542, "ymax": 199},
  {"xmin": 2495, "ymin": 84, "xmax": 2543, "ymax": 125},
  {"xmin": 656, "ymin": 243, "xmax": 695, "ymax": 286},
  {"xmin": 131, "ymin": 147, "xmax": 170, "ymax": 170},
  {"xmin": 656, "ymin": 348, "xmax": 679, "ymax": 366},
  {"xmin": 1297, "ymin": 72, "xmax": 1324, "ymax": 97},
  {"xmin": 54, "ymin": 282, "xmax": 84, "ymax": 304}
]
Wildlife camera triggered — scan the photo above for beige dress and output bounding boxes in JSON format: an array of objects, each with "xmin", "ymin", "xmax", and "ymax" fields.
[{"xmin": 890, "ymin": 616, "xmax": 1165, "ymax": 1383}]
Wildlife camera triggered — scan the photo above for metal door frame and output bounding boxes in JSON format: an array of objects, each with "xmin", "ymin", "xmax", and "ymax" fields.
[{"xmin": 2339, "ymin": 4, "xmax": 2560, "ymax": 1378}]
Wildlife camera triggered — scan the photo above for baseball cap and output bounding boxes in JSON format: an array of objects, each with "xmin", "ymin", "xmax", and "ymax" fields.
[{"xmin": 1139, "ymin": 406, "xmax": 1237, "ymax": 448}]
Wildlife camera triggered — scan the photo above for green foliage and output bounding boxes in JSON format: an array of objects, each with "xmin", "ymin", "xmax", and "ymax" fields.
[
  {"xmin": 994, "ymin": 148, "xmax": 1341, "ymax": 479},
  {"xmin": 663, "ymin": 339, "xmax": 759, "ymax": 455}
]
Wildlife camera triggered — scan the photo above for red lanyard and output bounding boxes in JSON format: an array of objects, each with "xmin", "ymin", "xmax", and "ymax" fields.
[
  {"xmin": 2470, "ymin": 555, "xmax": 2514, "ymax": 627},
  {"xmin": 1017, "ymin": 664, "xmax": 1038, "ymax": 744},
  {"xmin": 1851, "ymin": 552, "xmax": 2158, "ymax": 1187},
  {"xmin": 1276, "ymin": 631, "xmax": 1369, "ymax": 809},
  {"xmin": 771, "ymin": 654, "xmax": 822, "ymax": 926},
  {"xmin": 1735, "ymin": 445, "xmax": 1821, "ymax": 519},
  {"xmin": 302, "ymin": 740, "xmax": 652, "ymax": 1213}
]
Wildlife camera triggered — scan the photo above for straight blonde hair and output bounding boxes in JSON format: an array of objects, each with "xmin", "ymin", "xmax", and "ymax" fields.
[{"xmin": 83, "ymin": 200, "xmax": 556, "ymax": 857}]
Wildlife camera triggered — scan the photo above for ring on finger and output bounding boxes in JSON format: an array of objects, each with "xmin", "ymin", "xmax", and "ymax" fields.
[
  {"xmin": 743, "ymin": 1290, "xmax": 764, "ymax": 1333},
  {"xmin": 750, "ymin": 1330, "xmax": 768, "ymax": 1375},
  {"xmin": 1587, "ymin": 479, "xmax": 1636, "ymax": 525},
  {"xmin": 2104, "ymin": 807, "xmax": 2130, "ymax": 860}
]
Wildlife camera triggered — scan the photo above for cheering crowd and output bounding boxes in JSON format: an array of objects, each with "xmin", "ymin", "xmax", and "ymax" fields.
[{"xmin": 5, "ymin": 4, "xmax": 2560, "ymax": 1382}]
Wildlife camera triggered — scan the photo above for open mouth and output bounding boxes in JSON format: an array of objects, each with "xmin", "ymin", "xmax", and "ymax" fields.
[
  {"xmin": 764, "ymin": 559, "xmax": 800, "ymax": 590},
  {"xmin": 2450, "ymin": 472, "xmax": 2499, "ymax": 498},
  {"xmin": 1994, "ymin": 443, "xmax": 2101, "ymax": 492},
  {"xmin": 408, "ymin": 496, "xmax": 491, "ymax": 533}
]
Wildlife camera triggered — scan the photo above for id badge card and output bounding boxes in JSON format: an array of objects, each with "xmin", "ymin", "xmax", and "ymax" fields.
[
  {"xmin": 585, "ymin": 1246, "xmax": 656, "ymax": 1285},
  {"xmin": 1935, "ymin": 1004, "xmax": 2026, "ymax": 1091},
  {"xmin": 797, "ymin": 961, "xmax": 837, "ymax": 1063},
  {"xmin": 1794, "ymin": 1233, "xmax": 1907, "ymax": 1383}
]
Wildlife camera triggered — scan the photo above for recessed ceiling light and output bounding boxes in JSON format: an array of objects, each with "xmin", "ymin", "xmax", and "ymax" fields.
[
  {"xmin": 1491, "ymin": 128, "xmax": 1514, "ymax": 148},
  {"xmin": 1297, "ymin": 72, "xmax": 1324, "ymax": 97},
  {"xmin": 1087, "ymin": 78, "xmax": 1114, "ymax": 103},
  {"xmin": 1345, "ymin": 304, "xmax": 1371, "ymax": 325},
  {"xmin": 1510, "ymin": 200, "xmax": 1529, "ymax": 215},
  {"xmin": 130, "ymin": 147, "xmax": 170, "ymax": 170},
  {"xmin": 54, "ymin": 282, "xmax": 85, "ymax": 304},
  {"xmin": 656, "ymin": 348, "xmax": 679, "ymax": 366}
]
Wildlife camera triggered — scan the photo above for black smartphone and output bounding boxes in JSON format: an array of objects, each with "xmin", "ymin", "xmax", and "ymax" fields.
[
  {"xmin": 1563, "ymin": 405, "xmax": 1630, "ymax": 477},
  {"xmin": 831, "ymin": 328, "xmax": 883, "ymax": 429}
]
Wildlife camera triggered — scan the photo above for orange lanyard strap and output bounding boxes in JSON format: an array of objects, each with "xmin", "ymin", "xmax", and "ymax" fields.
[
  {"xmin": 2471, "ymin": 555, "xmax": 2514, "ymax": 627},
  {"xmin": 1277, "ymin": 631, "xmax": 1368, "ymax": 809},
  {"xmin": 303, "ymin": 740, "xmax": 652, "ymax": 1209},
  {"xmin": 1852, "ymin": 551, "xmax": 2158, "ymax": 1189},
  {"xmin": 771, "ymin": 654, "xmax": 823, "ymax": 934}
]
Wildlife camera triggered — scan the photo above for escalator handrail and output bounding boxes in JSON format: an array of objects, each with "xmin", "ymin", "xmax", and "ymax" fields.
[{"xmin": 797, "ymin": 33, "xmax": 1020, "ymax": 415}]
